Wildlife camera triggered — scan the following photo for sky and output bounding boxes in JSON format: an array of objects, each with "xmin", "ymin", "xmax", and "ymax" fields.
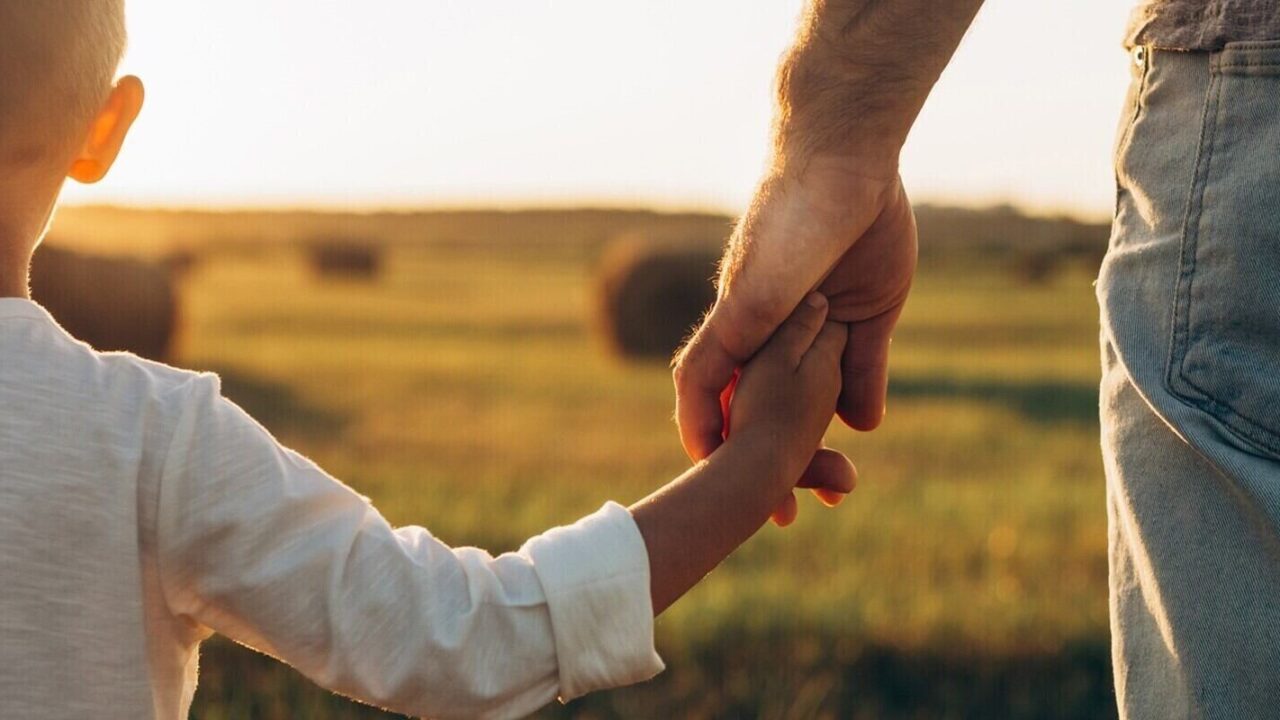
[{"xmin": 63, "ymin": 1, "xmax": 1135, "ymax": 219}]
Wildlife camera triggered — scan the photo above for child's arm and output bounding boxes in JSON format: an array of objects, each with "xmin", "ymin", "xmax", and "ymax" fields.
[
  {"xmin": 147, "ymin": 296, "xmax": 846, "ymax": 719},
  {"xmin": 154, "ymin": 377, "xmax": 661, "ymax": 719},
  {"xmin": 632, "ymin": 293, "xmax": 849, "ymax": 613}
]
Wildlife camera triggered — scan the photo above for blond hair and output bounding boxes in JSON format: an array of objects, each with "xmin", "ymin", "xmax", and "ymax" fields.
[{"xmin": 0, "ymin": 0, "xmax": 127, "ymax": 157}]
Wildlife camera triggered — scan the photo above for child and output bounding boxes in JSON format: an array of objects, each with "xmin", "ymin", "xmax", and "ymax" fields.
[{"xmin": 0, "ymin": 3, "xmax": 853, "ymax": 718}]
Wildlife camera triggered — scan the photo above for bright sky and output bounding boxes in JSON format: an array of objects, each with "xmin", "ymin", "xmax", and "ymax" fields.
[{"xmin": 63, "ymin": 1, "xmax": 1134, "ymax": 218}]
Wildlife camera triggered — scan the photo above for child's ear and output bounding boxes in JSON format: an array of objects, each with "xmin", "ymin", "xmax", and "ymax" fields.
[{"xmin": 68, "ymin": 75, "xmax": 145, "ymax": 184}]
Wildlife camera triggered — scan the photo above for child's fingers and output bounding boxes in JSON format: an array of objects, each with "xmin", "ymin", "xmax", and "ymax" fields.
[
  {"xmin": 770, "ymin": 491, "xmax": 799, "ymax": 527},
  {"xmin": 801, "ymin": 320, "xmax": 849, "ymax": 372},
  {"xmin": 763, "ymin": 293, "xmax": 830, "ymax": 368}
]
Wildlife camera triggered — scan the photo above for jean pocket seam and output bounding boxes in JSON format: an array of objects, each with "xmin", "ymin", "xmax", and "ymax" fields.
[
  {"xmin": 1221, "ymin": 39, "xmax": 1280, "ymax": 50},
  {"xmin": 1175, "ymin": 377, "xmax": 1280, "ymax": 456},
  {"xmin": 1215, "ymin": 62, "xmax": 1280, "ymax": 77},
  {"xmin": 1166, "ymin": 63, "xmax": 1280, "ymax": 458},
  {"xmin": 1218, "ymin": 39, "xmax": 1280, "ymax": 72},
  {"xmin": 1167, "ymin": 65, "xmax": 1218, "ymax": 399},
  {"xmin": 1111, "ymin": 51, "xmax": 1149, "ymax": 228}
]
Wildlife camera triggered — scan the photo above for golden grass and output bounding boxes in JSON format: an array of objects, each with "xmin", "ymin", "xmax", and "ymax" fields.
[{"xmin": 51, "ymin": 207, "xmax": 1113, "ymax": 717}]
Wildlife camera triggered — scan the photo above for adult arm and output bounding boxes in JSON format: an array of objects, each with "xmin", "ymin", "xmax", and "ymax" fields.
[{"xmin": 675, "ymin": 0, "xmax": 985, "ymax": 473}]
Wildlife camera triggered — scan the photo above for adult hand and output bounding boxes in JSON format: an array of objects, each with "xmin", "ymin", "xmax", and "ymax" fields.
[{"xmin": 673, "ymin": 158, "xmax": 917, "ymax": 519}]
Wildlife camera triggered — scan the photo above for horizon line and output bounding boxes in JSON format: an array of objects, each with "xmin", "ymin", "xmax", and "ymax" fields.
[{"xmin": 61, "ymin": 196, "xmax": 1112, "ymax": 223}]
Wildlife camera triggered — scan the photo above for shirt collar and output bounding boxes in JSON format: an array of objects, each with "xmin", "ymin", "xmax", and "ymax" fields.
[{"xmin": 0, "ymin": 297, "xmax": 54, "ymax": 322}]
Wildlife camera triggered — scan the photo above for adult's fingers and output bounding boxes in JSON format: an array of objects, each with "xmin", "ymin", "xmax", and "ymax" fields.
[
  {"xmin": 675, "ymin": 292, "xmax": 829, "ymax": 461},
  {"xmin": 770, "ymin": 492, "xmax": 799, "ymax": 527},
  {"xmin": 673, "ymin": 321, "xmax": 741, "ymax": 461},
  {"xmin": 761, "ymin": 292, "xmax": 830, "ymax": 368},
  {"xmin": 773, "ymin": 447, "xmax": 858, "ymax": 524},
  {"xmin": 801, "ymin": 320, "xmax": 849, "ymax": 372},
  {"xmin": 796, "ymin": 447, "xmax": 858, "ymax": 500},
  {"xmin": 837, "ymin": 305, "xmax": 904, "ymax": 431}
]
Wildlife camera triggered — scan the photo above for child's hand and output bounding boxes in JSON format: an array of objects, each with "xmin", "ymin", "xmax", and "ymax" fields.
[
  {"xmin": 723, "ymin": 293, "xmax": 852, "ymax": 524},
  {"xmin": 634, "ymin": 293, "xmax": 852, "ymax": 614}
]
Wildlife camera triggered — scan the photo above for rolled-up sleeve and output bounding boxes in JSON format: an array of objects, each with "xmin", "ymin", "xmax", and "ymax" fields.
[
  {"xmin": 154, "ymin": 373, "xmax": 664, "ymax": 720},
  {"xmin": 523, "ymin": 501, "xmax": 665, "ymax": 701}
]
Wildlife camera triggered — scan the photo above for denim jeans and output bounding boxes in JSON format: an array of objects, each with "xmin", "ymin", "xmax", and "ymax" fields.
[{"xmin": 1098, "ymin": 42, "xmax": 1280, "ymax": 718}]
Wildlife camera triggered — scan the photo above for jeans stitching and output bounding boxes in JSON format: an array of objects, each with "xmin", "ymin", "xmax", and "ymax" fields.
[
  {"xmin": 1221, "ymin": 39, "xmax": 1280, "ymax": 50},
  {"xmin": 1167, "ymin": 61, "xmax": 1217, "ymax": 399},
  {"xmin": 1218, "ymin": 40, "xmax": 1280, "ymax": 73},
  {"xmin": 1112, "ymin": 50, "xmax": 1149, "ymax": 230},
  {"xmin": 1166, "ymin": 58, "xmax": 1280, "ymax": 457},
  {"xmin": 1216, "ymin": 63, "xmax": 1280, "ymax": 77}
]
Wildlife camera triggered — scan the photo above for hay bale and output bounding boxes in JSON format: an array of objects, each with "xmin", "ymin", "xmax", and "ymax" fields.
[
  {"xmin": 162, "ymin": 248, "xmax": 201, "ymax": 278},
  {"xmin": 595, "ymin": 239, "xmax": 720, "ymax": 359},
  {"xmin": 1011, "ymin": 250, "xmax": 1060, "ymax": 285},
  {"xmin": 307, "ymin": 239, "xmax": 382, "ymax": 279},
  {"xmin": 29, "ymin": 244, "xmax": 180, "ymax": 362}
]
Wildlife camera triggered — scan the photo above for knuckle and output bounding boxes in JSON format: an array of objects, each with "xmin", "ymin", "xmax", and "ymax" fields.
[
  {"xmin": 724, "ymin": 298, "xmax": 790, "ymax": 356},
  {"xmin": 671, "ymin": 332, "xmax": 704, "ymax": 381},
  {"xmin": 671, "ymin": 359, "xmax": 687, "ymax": 387},
  {"xmin": 758, "ymin": 298, "xmax": 793, "ymax": 326}
]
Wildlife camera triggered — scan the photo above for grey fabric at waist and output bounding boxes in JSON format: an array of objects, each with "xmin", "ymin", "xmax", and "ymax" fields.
[{"xmin": 1126, "ymin": 0, "xmax": 1280, "ymax": 50}]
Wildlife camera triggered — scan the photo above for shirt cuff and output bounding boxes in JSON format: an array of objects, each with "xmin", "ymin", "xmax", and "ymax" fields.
[{"xmin": 521, "ymin": 501, "xmax": 665, "ymax": 701}]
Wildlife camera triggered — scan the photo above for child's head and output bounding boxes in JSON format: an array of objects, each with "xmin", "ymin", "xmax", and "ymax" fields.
[{"xmin": 0, "ymin": 0, "xmax": 141, "ymax": 294}]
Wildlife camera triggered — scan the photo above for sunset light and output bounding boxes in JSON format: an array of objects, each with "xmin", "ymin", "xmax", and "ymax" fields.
[
  {"xmin": 64, "ymin": 0, "xmax": 1130, "ymax": 217},
  {"xmin": 13, "ymin": 1, "xmax": 1237, "ymax": 716}
]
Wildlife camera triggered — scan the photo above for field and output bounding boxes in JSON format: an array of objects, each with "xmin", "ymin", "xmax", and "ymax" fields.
[{"xmin": 52, "ymin": 207, "xmax": 1113, "ymax": 719}]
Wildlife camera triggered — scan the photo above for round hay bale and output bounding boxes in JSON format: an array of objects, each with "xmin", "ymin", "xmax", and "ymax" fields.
[
  {"xmin": 162, "ymin": 247, "xmax": 201, "ymax": 278},
  {"xmin": 29, "ymin": 244, "xmax": 180, "ymax": 362},
  {"xmin": 1011, "ymin": 250, "xmax": 1059, "ymax": 285},
  {"xmin": 595, "ymin": 239, "xmax": 721, "ymax": 360},
  {"xmin": 307, "ymin": 239, "xmax": 382, "ymax": 280}
]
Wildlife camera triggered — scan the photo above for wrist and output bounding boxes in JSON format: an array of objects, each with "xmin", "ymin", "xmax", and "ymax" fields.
[
  {"xmin": 772, "ymin": 133, "xmax": 903, "ymax": 184},
  {"xmin": 766, "ymin": 154, "xmax": 902, "ymax": 212},
  {"xmin": 715, "ymin": 163, "xmax": 904, "ymax": 355},
  {"xmin": 737, "ymin": 158, "xmax": 904, "ymax": 272},
  {"xmin": 773, "ymin": 56, "xmax": 910, "ymax": 179},
  {"xmin": 719, "ymin": 427, "xmax": 807, "ymax": 498}
]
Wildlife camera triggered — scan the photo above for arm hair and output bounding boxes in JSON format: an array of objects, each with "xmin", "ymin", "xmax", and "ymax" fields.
[{"xmin": 772, "ymin": 0, "xmax": 985, "ymax": 175}]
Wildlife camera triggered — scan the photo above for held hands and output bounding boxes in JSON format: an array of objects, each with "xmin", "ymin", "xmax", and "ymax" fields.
[
  {"xmin": 722, "ymin": 292, "xmax": 854, "ymax": 526},
  {"xmin": 631, "ymin": 292, "xmax": 852, "ymax": 616},
  {"xmin": 675, "ymin": 161, "xmax": 918, "ymax": 519}
]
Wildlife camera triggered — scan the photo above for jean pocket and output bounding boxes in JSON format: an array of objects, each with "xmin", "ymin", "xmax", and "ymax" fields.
[{"xmin": 1168, "ymin": 40, "xmax": 1280, "ymax": 458}]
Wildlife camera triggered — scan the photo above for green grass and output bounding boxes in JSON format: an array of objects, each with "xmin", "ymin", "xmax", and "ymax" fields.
[{"xmin": 165, "ymin": 241, "xmax": 1112, "ymax": 719}]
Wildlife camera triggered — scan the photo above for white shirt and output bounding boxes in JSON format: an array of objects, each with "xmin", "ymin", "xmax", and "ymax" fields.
[{"xmin": 0, "ymin": 298, "xmax": 663, "ymax": 719}]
